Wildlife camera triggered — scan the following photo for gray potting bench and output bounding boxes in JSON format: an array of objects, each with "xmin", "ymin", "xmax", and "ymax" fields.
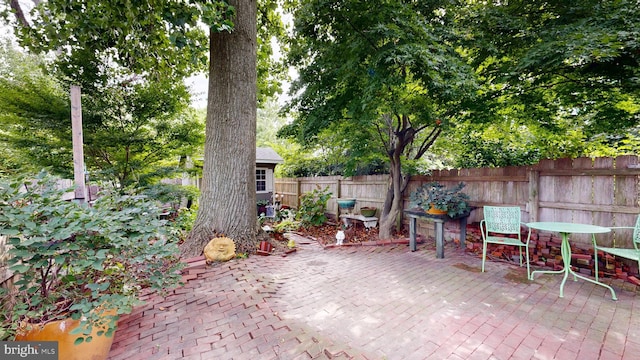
[{"xmin": 404, "ymin": 208, "xmax": 472, "ymax": 258}]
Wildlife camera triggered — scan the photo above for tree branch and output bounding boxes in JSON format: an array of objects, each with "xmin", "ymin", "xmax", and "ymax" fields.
[
  {"xmin": 9, "ymin": 0, "xmax": 30, "ymax": 28},
  {"xmin": 375, "ymin": 115, "xmax": 392, "ymax": 154},
  {"xmin": 414, "ymin": 126, "xmax": 441, "ymax": 160},
  {"xmin": 337, "ymin": 13, "xmax": 379, "ymax": 52}
]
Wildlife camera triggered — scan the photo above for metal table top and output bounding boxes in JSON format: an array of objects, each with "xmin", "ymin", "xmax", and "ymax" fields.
[{"xmin": 527, "ymin": 221, "xmax": 610, "ymax": 234}]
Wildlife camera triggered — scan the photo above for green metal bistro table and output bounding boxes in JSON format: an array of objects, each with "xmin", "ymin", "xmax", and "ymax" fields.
[{"xmin": 528, "ymin": 222, "xmax": 617, "ymax": 301}]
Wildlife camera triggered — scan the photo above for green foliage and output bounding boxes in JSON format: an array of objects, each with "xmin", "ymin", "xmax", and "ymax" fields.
[
  {"xmin": 15, "ymin": 0, "xmax": 221, "ymax": 84},
  {"xmin": 285, "ymin": 121, "xmax": 390, "ymax": 177},
  {"xmin": 141, "ymin": 183, "xmax": 200, "ymax": 210},
  {"xmin": 460, "ymin": 0, "xmax": 640, "ymax": 160},
  {"xmin": 256, "ymin": 3, "xmax": 289, "ymax": 105},
  {"xmin": 0, "ymin": 41, "xmax": 71, "ymax": 176},
  {"xmin": 166, "ymin": 206, "xmax": 199, "ymax": 242},
  {"xmin": 257, "ymin": 100, "xmax": 289, "ymax": 147},
  {"xmin": 410, "ymin": 182, "xmax": 471, "ymax": 218},
  {"xmin": 275, "ymin": 208, "xmax": 295, "ymax": 222},
  {"xmin": 6, "ymin": 0, "xmax": 284, "ymax": 104},
  {"xmin": 272, "ymin": 218, "xmax": 301, "ymax": 233},
  {"xmin": 281, "ymin": 0, "xmax": 476, "ymax": 144},
  {"xmin": 142, "ymin": 183, "xmax": 200, "ymax": 242},
  {"xmin": 80, "ymin": 82, "xmax": 205, "ymax": 188},
  {"xmin": 296, "ymin": 186, "xmax": 332, "ymax": 226},
  {"xmin": 279, "ymin": 0, "xmax": 478, "ymax": 237},
  {"xmin": 0, "ymin": 41, "xmax": 205, "ymax": 186},
  {"xmin": 0, "ymin": 171, "xmax": 184, "ymax": 341},
  {"xmin": 586, "ymin": 128, "xmax": 640, "ymax": 157},
  {"xmin": 273, "ymin": 0, "xmax": 639, "ymax": 174}
]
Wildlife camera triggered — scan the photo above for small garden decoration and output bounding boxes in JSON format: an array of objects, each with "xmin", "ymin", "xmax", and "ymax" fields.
[
  {"xmin": 0, "ymin": 172, "xmax": 184, "ymax": 350},
  {"xmin": 410, "ymin": 181, "xmax": 471, "ymax": 218}
]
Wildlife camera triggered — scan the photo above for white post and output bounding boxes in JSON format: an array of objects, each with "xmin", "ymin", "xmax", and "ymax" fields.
[{"xmin": 70, "ymin": 85, "xmax": 86, "ymax": 202}]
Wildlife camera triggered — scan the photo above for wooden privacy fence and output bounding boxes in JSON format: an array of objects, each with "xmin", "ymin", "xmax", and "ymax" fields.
[{"xmin": 275, "ymin": 155, "xmax": 640, "ymax": 249}]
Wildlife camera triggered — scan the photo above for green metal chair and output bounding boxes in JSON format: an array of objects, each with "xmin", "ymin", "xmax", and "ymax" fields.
[
  {"xmin": 593, "ymin": 215, "xmax": 640, "ymax": 282},
  {"xmin": 480, "ymin": 206, "xmax": 531, "ymax": 279}
]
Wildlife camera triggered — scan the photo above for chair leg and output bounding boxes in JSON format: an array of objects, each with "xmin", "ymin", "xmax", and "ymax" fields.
[
  {"xmin": 592, "ymin": 235, "xmax": 599, "ymax": 282},
  {"xmin": 482, "ymin": 241, "xmax": 487, "ymax": 273},
  {"xmin": 518, "ymin": 247, "xmax": 523, "ymax": 267},
  {"xmin": 594, "ymin": 252, "xmax": 599, "ymax": 282},
  {"xmin": 525, "ymin": 245, "xmax": 531, "ymax": 280}
]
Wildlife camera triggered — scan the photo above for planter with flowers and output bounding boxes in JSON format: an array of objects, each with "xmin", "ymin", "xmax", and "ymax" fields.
[
  {"xmin": 409, "ymin": 181, "xmax": 471, "ymax": 218},
  {"xmin": 0, "ymin": 172, "xmax": 184, "ymax": 360}
]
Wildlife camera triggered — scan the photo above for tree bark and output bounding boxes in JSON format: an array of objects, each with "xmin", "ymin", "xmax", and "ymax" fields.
[
  {"xmin": 378, "ymin": 132, "xmax": 407, "ymax": 239},
  {"xmin": 181, "ymin": 0, "xmax": 258, "ymax": 258},
  {"xmin": 9, "ymin": 0, "xmax": 30, "ymax": 28}
]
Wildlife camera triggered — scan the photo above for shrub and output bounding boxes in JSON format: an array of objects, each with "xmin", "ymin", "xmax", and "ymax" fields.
[
  {"xmin": 0, "ymin": 171, "xmax": 184, "ymax": 341},
  {"xmin": 296, "ymin": 186, "xmax": 332, "ymax": 226}
]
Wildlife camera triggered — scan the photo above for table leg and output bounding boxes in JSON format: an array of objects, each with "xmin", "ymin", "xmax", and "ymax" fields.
[
  {"xmin": 459, "ymin": 216, "xmax": 467, "ymax": 249},
  {"xmin": 532, "ymin": 233, "xmax": 618, "ymax": 300},
  {"xmin": 434, "ymin": 219, "xmax": 444, "ymax": 258},
  {"xmin": 558, "ymin": 233, "xmax": 571, "ymax": 298},
  {"xmin": 409, "ymin": 216, "xmax": 417, "ymax": 252},
  {"xmin": 531, "ymin": 234, "xmax": 569, "ymax": 283},
  {"xmin": 562, "ymin": 234, "xmax": 618, "ymax": 301}
]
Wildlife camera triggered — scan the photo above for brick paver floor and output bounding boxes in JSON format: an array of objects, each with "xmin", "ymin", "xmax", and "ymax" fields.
[{"xmin": 108, "ymin": 236, "xmax": 639, "ymax": 360}]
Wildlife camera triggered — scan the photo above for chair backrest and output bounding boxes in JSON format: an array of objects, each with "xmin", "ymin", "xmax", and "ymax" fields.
[{"xmin": 483, "ymin": 206, "xmax": 522, "ymax": 234}]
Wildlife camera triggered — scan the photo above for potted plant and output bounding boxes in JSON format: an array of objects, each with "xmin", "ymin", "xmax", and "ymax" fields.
[
  {"xmin": 257, "ymin": 199, "xmax": 269, "ymax": 216},
  {"xmin": 360, "ymin": 207, "xmax": 377, "ymax": 217},
  {"xmin": 0, "ymin": 172, "xmax": 184, "ymax": 360},
  {"xmin": 409, "ymin": 181, "xmax": 471, "ymax": 218}
]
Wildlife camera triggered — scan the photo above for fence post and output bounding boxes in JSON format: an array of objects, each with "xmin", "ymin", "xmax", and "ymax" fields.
[
  {"xmin": 296, "ymin": 178, "xmax": 301, "ymax": 209},
  {"xmin": 335, "ymin": 178, "xmax": 342, "ymax": 217},
  {"xmin": 70, "ymin": 85, "xmax": 87, "ymax": 202},
  {"xmin": 528, "ymin": 170, "xmax": 539, "ymax": 222}
]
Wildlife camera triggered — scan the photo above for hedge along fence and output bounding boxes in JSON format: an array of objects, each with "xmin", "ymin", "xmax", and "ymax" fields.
[{"xmin": 275, "ymin": 155, "xmax": 640, "ymax": 250}]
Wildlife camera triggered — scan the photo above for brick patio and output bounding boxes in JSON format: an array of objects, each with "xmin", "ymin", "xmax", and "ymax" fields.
[{"xmin": 107, "ymin": 235, "xmax": 639, "ymax": 360}]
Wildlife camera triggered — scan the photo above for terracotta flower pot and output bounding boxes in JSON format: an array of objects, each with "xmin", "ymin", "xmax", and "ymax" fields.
[
  {"xmin": 426, "ymin": 204, "xmax": 447, "ymax": 215},
  {"xmin": 15, "ymin": 311, "xmax": 116, "ymax": 360}
]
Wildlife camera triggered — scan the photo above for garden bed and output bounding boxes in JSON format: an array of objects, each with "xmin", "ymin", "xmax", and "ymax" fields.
[{"xmin": 291, "ymin": 221, "xmax": 410, "ymax": 246}]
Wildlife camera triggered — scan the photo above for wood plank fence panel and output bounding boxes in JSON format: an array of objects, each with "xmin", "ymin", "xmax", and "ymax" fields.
[
  {"xmin": 554, "ymin": 158, "xmax": 574, "ymax": 234},
  {"xmin": 593, "ymin": 157, "xmax": 616, "ymax": 246},
  {"xmin": 571, "ymin": 157, "xmax": 595, "ymax": 244},
  {"xmin": 612, "ymin": 156, "xmax": 640, "ymax": 248},
  {"xmin": 461, "ymin": 168, "xmax": 482, "ymax": 223},
  {"xmin": 274, "ymin": 178, "xmax": 300, "ymax": 209},
  {"xmin": 537, "ymin": 159, "xmax": 557, "ymax": 223},
  {"xmin": 488, "ymin": 167, "xmax": 504, "ymax": 206},
  {"xmin": 275, "ymin": 155, "xmax": 640, "ymax": 248}
]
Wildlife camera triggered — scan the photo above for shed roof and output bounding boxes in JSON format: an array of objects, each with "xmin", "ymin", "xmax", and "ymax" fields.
[{"xmin": 256, "ymin": 147, "xmax": 284, "ymax": 164}]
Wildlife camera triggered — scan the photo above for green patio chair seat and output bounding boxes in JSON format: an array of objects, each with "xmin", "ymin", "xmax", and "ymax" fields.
[
  {"xmin": 481, "ymin": 206, "xmax": 531, "ymax": 280},
  {"xmin": 593, "ymin": 215, "xmax": 640, "ymax": 282},
  {"xmin": 483, "ymin": 235, "xmax": 528, "ymax": 247}
]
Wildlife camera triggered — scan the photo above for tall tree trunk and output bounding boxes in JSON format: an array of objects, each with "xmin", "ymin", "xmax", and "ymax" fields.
[
  {"xmin": 181, "ymin": 0, "xmax": 258, "ymax": 258},
  {"xmin": 378, "ymin": 136, "xmax": 407, "ymax": 239}
]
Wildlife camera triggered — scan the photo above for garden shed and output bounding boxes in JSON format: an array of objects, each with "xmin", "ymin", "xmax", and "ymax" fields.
[{"xmin": 256, "ymin": 147, "xmax": 283, "ymax": 203}]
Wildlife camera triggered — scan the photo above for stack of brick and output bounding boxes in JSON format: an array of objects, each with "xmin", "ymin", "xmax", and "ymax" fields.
[{"xmin": 457, "ymin": 222, "xmax": 640, "ymax": 288}]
